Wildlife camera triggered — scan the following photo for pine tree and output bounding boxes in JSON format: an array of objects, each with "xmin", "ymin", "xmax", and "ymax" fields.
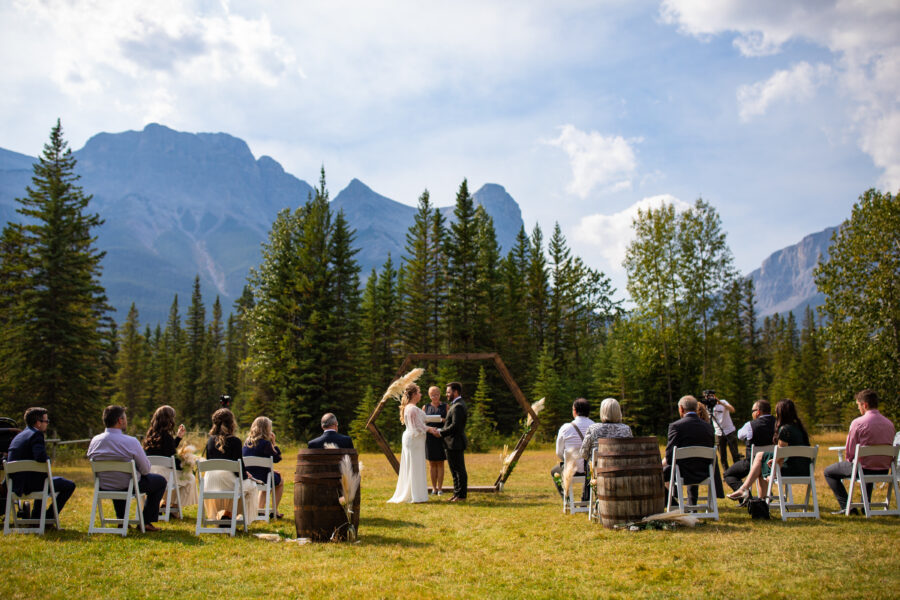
[
  {"xmin": 113, "ymin": 303, "xmax": 149, "ymax": 418},
  {"xmin": 184, "ymin": 276, "xmax": 206, "ymax": 424},
  {"xmin": 532, "ymin": 343, "xmax": 564, "ymax": 441},
  {"xmin": 445, "ymin": 179, "xmax": 479, "ymax": 361},
  {"xmin": 526, "ymin": 224, "xmax": 549, "ymax": 352},
  {"xmin": 161, "ymin": 295, "xmax": 186, "ymax": 420},
  {"xmin": 203, "ymin": 296, "xmax": 225, "ymax": 417},
  {"xmin": 467, "ymin": 366, "xmax": 497, "ymax": 452},
  {"xmin": 0, "ymin": 120, "xmax": 111, "ymax": 436},
  {"xmin": 348, "ymin": 385, "xmax": 379, "ymax": 452}
]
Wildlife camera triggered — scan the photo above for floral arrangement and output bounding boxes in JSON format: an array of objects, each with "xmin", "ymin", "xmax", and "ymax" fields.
[
  {"xmin": 176, "ymin": 444, "xmax": 199, "ymax": 484},
  {"xmin": 334, "ymin": 454, "xmax": 361, "ymax": 542}
]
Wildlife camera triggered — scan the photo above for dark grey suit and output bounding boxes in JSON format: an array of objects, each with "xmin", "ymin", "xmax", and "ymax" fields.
[
  {"xmin": 439, "ymin": 398, "xmax": 468, "ymax": 498},
  {"xmin": 664, "ymin": 413, "xmax": 715, "ymax": 503}
]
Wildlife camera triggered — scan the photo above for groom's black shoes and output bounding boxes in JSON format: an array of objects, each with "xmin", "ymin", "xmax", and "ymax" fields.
[{"xmin": 449, "ymin": 496, "xmax": 466, "ymax": 502}]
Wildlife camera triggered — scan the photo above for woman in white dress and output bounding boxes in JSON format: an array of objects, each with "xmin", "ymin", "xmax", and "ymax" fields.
[{"xmin": 388, "ymin": 383, "xmax": 430, "ymax": 503}]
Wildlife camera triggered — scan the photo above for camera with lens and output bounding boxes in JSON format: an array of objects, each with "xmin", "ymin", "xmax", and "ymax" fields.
[
  {"xmin": 700, "ymin": 389, "xmax": 718, "ymax": 410},
  {"xmin": 219, "ymin": 394, "xmax": 232, "ymax": 408}
]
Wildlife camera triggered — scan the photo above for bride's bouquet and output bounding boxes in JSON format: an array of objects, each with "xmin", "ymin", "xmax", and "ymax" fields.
[{"xmin": 177, "ymin": 444, "xmax": 199, "ymax": 481}]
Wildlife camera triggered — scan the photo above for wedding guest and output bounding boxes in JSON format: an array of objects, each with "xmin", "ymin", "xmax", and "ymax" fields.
[
  {"xmin": 823, "ymin": 389, "xmax": 896, "ymax": 514},
  {"xmin": 203, "ymin": 408, "xmax": 255, "ymax": 521},
  {"xmin": 580, "ymin": 398, "xmax": 633, "ymax": 460},
  {"xmin": 308, "ymin": 413, "xmax": 354, "ymax": 448},
  {"xmin": 243, "ymin": 416, "xmax": 284, "ymax": 519},
  {"xmin": 551, "ymin": 398, "xmax": 594, "ymax": 500},
  {"xmin": 662, "ymin": 396, "xmax": 715, "ymax": 506},
  {"xmin": 87, "ymin": 405, "xmax": 167, "ymax": 532},
  {"xmin": 142, "ymin": 405, "xmax": 197, "ymax": 507},
  {"xmin": 424, "ymin": 386, "xmax": 447, "ymax": 495},
  {"xmin": 7, "ymin": 407, "xmax": 76, "ymax": 527},
  {"xmin": 728, "ymin": 399, "xmax": 811, "ymax": 503}
]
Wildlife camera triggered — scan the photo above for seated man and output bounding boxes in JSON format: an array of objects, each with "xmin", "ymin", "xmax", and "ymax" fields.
[
  {"xmin": 308, "ymin": 413, "xmax": 354, "ymax": 449},
  {"xmin": 824, "ymin": 389, "xmax": 896, "ymax": 514},
  {"xmin": 550, "ymin": 398, "xmax": 594, "ymax": 501},
  {"xmin": 86, "ymin": 405, "xmax": 167, "ymax": 532},
  {"xmin": 662, "ymin": 395, "xmax": 715, "ymax": 505},
  {"xmin": 7, "ymin": 407, "xmax": 76, "ymax": 526},
  {"xmin": 724, "ymin": 400, "xmax": 776, "ymax": 505}
]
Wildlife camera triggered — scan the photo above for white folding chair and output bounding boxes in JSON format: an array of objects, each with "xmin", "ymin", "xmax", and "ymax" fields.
[
  {"xmin": 88, "ymin": 459, "xmax": 145, "ymax": 536},
  {"xmin": 562, "ymin": 452, "xmax": 588, "ymax": 515},
  {"xmin": 147, "ymin": 455, "xmax": 183, "ymax": 521},
  {"xmin": 242, "ymin": 456, "xmax": 274, "ymax": 523},
  {"xmin": 828, "ymin": 446, "xmax": 846, "ymax": 463},
  {"xmin": 749, "ymin": 444, "xmax": 775, "ymax": 497},
  {"xmin": 845, "ymin": 444, "xmax": 900, "ymax": 518},
  {"xmin": 765, "ymin": 445, "xmax": 819, "ymax": 520},
  {"xmin": 2, "ymin": 460, "xmax": 60, "ymax": 534},
  {"xmin": 666, "ymin": 446, "xmax": 718, "ymax": 519},
  {"xmin": 195, "ymin": 459, "xmax": 248, "ymax": 536}
]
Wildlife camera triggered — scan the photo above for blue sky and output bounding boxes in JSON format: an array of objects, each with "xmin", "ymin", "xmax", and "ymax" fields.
[{"xmin": 1, "ymin": 0, "xmax": 897, "ymax": 296}]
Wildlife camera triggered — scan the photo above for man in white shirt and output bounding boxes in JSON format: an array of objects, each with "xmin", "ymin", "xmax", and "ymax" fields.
[
  {"xmin": 706, "ymin": 391, "xmax": 740, "ymax": 468},
  {"xmin": 551, "ymin": 398, "xmax": 594, "ymax": 500}
]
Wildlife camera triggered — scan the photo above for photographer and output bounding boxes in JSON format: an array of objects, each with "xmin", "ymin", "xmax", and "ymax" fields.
[{"xmin": 702, "ymin": 390, "xmax": 740, "ymax": 469}]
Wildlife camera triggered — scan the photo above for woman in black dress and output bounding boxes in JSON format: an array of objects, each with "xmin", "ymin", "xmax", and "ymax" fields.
[
  {"xmin": 142, "ymin": 405, "xmax": 196, "ymax": 507},
  {"xmin": 424, "ymin": 386, "xmax": 447, "ymax": 495},
  {"xmin": 727, "ymin": 399, "xmax": 811, "ymax": 502}
]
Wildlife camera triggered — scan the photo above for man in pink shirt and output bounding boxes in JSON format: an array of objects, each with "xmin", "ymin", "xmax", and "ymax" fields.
[{"xmin": 824, "ymin": 389, "xmax": 896, "ymax": 514}]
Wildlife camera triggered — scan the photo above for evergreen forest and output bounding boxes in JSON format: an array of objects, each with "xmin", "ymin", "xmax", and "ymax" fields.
[{"xmin": 2, "ymin": 123, "xmax": 898, "ymax": 447}]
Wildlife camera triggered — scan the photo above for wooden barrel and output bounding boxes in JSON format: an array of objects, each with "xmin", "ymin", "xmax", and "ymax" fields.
[
  {"xmin": 294, "ymin": 449, "xmax": 360, "ymax": 541},
  {"xmin": 594, "ymin": 437, "xmax": 665, "ymax": 529}
]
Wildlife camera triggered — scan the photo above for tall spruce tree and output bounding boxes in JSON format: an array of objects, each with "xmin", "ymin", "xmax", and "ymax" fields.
[
  {"xmin": 113, "ymin": 303, "xmax": 149, "ymax": 418},
  {"xmin": 445, "ymin": 179, "xmax": 479, "ymax": 362},
  {"xmin": 0, "ymin": 120, "xmax": 111, "ymax": 436}
]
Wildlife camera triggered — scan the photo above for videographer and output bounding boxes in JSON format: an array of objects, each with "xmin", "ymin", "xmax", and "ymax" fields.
[{"xmin": 702, "ymin": 390, "xmax": 740, "ymax": 469}]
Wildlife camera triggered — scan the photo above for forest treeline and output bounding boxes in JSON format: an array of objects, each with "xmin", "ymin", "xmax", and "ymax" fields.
[{"xmin": 2, "ymin": 123, "xmax": 898, "ymax": 446}]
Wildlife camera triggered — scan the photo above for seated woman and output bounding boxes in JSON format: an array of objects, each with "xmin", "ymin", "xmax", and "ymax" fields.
[
  {"xmin": 142, "ymin": 405, "xmax": 197, "ymax": 507},
  {"xmin": 580, "ymin": 398, "xmax": 632, "ymax": 501},
  {"xmin": 242, "ymin": 416, "xmax": 285, "ymax": 519},
  {"xmin": 727, "ymin": 398, "xmax": 811, "ymax": 502},
  {"xmin": 203, "ymin": 408, "xmax": 256, "ymax": 521}
]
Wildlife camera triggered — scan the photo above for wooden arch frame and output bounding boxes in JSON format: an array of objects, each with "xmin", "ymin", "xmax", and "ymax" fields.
[{"xmin": 365, "ymin": 352, "xmax": 539, "ymax": 492}]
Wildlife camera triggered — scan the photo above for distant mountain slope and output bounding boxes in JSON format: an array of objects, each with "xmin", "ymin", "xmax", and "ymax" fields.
[
  {"xmin": 747, "ymin": 226, "xmax": 837, "ymax": 318},
  {"xmin": 331, "ymin": 178, "xmax": 523, "ymax": 277},
  {"xmin": 0, "ymin": 125, "xmax": 524, "ymax": 325}
]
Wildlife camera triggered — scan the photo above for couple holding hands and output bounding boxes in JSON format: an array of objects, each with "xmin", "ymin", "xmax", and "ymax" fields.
[{"xmin": 388, "ymin": 382, "xmax": 468, "ymax": 504}]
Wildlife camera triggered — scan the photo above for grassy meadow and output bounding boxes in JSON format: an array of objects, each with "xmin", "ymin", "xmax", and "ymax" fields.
[{"xmin": 1, "ymin": 432, "xmax": 899, "ymax": 599}]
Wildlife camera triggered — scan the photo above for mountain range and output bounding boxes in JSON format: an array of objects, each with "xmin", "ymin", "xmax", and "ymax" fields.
[{"xmin": 0, "ymin": 124, "xmax": 833, "ymax": 326}]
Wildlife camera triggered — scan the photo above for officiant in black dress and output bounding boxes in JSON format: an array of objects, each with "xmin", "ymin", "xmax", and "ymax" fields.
[{"xmin": 424, "ymin": 386, "xmax": 447, "ymax": 495}]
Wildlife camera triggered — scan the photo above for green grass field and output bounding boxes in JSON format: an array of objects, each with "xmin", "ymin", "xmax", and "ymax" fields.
[{"xmin": 2, "ymin": 433, "xmax": 899, "ymax": 599}]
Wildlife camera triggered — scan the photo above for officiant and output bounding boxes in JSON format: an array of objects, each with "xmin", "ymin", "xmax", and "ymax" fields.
[{"xmin": 424, "ymin": 386, "xmax": 447, "ymax": 495}]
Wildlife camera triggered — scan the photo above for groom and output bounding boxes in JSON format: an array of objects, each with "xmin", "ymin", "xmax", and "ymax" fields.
[{"xmin": 429, "ymin": 381, "xmax": 468, "ymax": 502}]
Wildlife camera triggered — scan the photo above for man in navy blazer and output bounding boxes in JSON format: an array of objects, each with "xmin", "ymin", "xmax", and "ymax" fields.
[
  {"xmin": 7, "ymin": 407, "xmax": 76, "ymax": 523},
  {"xmin": 662, "ymin": 395, "xmax": 715, "ymax": 504},
  {"xmin": 307, "ymin": 413, "xmax": 354, "ymax": 449}
]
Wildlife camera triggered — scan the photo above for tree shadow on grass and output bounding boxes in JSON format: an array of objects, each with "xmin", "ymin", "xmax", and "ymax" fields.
[
  {"xmin": 358, "ymin": 533, "xmax": 431, "ymax": 547},
  {"xmin": 361, "ymin": 517, "xmax": 426, "ymax": 529}
]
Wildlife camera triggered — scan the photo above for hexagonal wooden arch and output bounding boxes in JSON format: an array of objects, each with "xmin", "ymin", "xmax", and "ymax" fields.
[{"xmin": 365, "ymin": 352, "xmax": 540, "ymax": 493}]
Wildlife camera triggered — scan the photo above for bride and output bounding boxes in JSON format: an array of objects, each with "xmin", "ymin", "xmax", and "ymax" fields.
[{"xmin": 388, "ymin": 382, "xmax": 430, "ymax": 503}]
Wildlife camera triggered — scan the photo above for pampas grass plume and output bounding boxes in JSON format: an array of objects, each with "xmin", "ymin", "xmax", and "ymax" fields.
[
  {"xmin": 380, "ymin": 368, "xmax": 425, "ymax": 404},
  {"xmin": 526, "ymin": 397, "xmax": 545, "ymax": 427}
]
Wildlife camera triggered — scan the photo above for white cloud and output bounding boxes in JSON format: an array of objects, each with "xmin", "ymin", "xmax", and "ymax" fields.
[
  {"xmin": 737, "ymin": 62, "xmax": 832, "ymax": 121},
  {"xmin": 573, "ymin": 194, "xmax": 691, "ymax": 271},
  {"xmin": 8, "ymin": 0, "xmax": 299, "ymax": 121},
  {"xmin": 546, "ymin": 125, "xmax": 639, "ymax": 198},
  {"xmin": 661, "ymin": 0, "xmax": 900, "ymax": 189}
]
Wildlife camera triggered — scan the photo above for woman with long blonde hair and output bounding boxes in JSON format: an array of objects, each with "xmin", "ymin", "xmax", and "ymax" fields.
[
  {"xmin": 243, "ymin": 416, "xmax": 285, "ymax": 518},
  {"xmin": 388, "ymin": 383, "xmax": 430, "ymax": 503}
]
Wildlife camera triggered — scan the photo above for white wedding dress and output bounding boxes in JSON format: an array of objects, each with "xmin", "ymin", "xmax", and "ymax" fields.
[{"xmin": 388, "ymin": 404, "xmax": 429, "ymax": 503}]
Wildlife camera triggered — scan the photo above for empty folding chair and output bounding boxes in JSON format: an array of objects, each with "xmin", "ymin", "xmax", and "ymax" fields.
[
  {"xmin": 88, "ymin": 459, "xmax": 144, "ymax": 536},
  {"xmin": 666, "ymin": 446, "xmax": 719, "ymax": 519},
  {"xmin": 844, "ymin": 444, "xmax": 900, "ymax": 518},
  {"xmin": 147, "ymin": 455, "xmax": 183, "ymax": 521},
  {"xmin": 242, "ymin": 455, "xmax": 274, "ymax": 523},
  {"xmin": 765, "ymin": 445, "xmax": 820, "ymax": 520},
  {"xmin": 2, "ymin": 460, "xmax": 60, "ymax": 534},
  {"xmin": 195, "ymin": 458, "xmax": 248, "ymax": 536}
]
